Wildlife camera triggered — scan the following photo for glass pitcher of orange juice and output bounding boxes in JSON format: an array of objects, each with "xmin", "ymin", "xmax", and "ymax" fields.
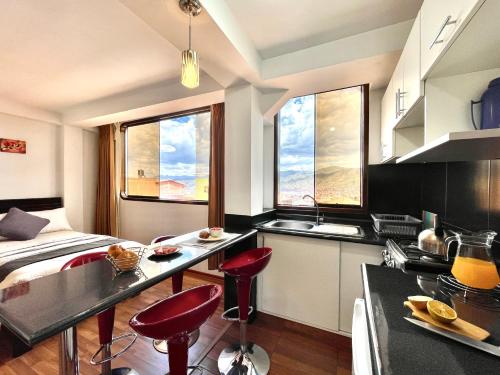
[{"xmin": 445, "ymin": 231, "xmax": 500, "ymax": 290}]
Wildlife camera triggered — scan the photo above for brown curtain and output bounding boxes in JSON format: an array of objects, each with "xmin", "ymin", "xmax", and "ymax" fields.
[
  {"xmin": 207, "ymin": 103, "xmax": 225, "ymax": 270},
  {"xmin": 96, "ymin": 124, "xmax": 118, "ymax": 236}
]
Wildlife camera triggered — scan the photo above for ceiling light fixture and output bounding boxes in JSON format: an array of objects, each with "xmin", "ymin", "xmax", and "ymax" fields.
[{"xmin": 179, "ymin": 0, "xmax": 202, "ymax": 89}]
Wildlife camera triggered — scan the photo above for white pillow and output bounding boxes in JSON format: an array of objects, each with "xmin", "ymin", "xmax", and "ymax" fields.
[{"xmin": 29, "ymin": 208, "xmax": 73, "ymax": 233}]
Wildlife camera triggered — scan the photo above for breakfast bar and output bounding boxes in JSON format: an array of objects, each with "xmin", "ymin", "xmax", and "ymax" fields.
[{"xmin": 0, "ymin": 228, "xmax": 257, "ymax": 375}]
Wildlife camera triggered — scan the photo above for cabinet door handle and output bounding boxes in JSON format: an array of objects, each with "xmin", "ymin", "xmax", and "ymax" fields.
[
  {"xmin": 398, "ymin": 91, "xmax": 407, "ymax": 115},
  {"xmin": 395, "ymin": 91, "xmax": 399, "ymax": 119},
  {"xmin": 429, "ymin": 15, "xmax": 457, "ymax": 49}
]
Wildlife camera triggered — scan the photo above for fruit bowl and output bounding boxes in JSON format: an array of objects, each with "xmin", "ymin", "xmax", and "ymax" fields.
[{"xmin": 106, "ymin": 246, "xmax": 145, "ymax": 273}]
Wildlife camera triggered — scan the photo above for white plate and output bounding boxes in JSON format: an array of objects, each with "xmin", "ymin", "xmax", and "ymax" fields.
[{"xmin": 197, "ymin": 233, "xmax": 228, "ymax": 242}]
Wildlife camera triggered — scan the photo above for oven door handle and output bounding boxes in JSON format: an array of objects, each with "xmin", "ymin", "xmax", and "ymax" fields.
[{"xmin": 352, "ymin": 298, "xmax": 374, "ymax": 375}]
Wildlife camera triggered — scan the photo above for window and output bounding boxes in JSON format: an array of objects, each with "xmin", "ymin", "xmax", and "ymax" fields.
[
  {"xmin": 275, "ymin": 85, "xmax": 368, "ymax": 211},
  {"xmin": 122, "ymin": 107, "xmax": 211, "ymax": 204}
]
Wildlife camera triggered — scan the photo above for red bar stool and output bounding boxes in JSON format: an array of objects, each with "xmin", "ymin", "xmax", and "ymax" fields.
[
  {"xmin": 129, "ymin": 284, "xmax": 222, "ymax": 375},
  {"xmin": 217, "ymin": 247, "xmax": 272, "ymax": 375},
  {"xmin": 61, "ymin": 252, "xmax": 138, "ymax": 375},
  {"xmin": 150, "ymin": 236, "xmax": 201, "ymax": 354}
]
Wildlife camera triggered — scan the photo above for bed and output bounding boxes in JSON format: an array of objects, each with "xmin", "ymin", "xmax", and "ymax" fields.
[{"xmin": 0, "ymin": 197, "xmax": 143, "ymax": 290}]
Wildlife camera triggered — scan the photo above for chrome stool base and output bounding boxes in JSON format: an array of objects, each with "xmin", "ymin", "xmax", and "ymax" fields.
[
  {"xmin": 102, "ymin": 368, "xmax": 139, "ymax": 375},
  {"xmin": 218, "ymin": 342, "xmax": 270, "ymax": 375},
  {"xmin": 152, "ymin": 328, "xmax": 200, "ymax": 354},
  {"xmin": 188, "ymin": 364, "xmax": 218, "ymax": 374}
]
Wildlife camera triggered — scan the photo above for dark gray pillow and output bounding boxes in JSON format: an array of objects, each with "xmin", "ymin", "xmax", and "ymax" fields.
[{"xmin": 0, "ymin": 207, "xmax": 50, "ymax": 241}]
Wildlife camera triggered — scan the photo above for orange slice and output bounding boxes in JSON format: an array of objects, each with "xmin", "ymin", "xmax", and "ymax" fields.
[{"xmin": 427, "ymin": 300, "xmax": 457, "ymax": 324}]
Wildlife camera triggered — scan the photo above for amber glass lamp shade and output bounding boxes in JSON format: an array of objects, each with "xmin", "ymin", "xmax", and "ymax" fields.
[{"xmin": 181, "ymin": 49, "xmax": 199, "ymax": 89}]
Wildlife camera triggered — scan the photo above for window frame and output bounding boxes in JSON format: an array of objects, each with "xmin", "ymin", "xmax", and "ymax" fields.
[
  {"xmin": 273, "ymin": 84, "xmax": 369, "ymax": 214},
  {"xmin": 120, "ymin": 105, "xmax": 211, "ymax": 205}
]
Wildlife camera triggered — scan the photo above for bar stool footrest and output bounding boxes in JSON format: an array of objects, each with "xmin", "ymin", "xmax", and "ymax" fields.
[
  {"xmin": 90, "ymin": 332, "xmax": 137, "ymax": 365},
  {"xmin": 221, "ymin": 306, "xmax": 254, "ymax": 321}
]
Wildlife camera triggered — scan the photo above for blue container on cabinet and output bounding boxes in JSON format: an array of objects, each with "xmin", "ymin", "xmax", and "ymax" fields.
[{"xmin": 471, "ymin": 77, "xmax": 500, "ymax": 129}]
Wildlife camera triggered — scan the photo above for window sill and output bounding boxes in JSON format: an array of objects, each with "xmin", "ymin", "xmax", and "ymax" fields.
[{"xmin": 120, "ymin": 193, "xmax": 208, "ymax": 206}]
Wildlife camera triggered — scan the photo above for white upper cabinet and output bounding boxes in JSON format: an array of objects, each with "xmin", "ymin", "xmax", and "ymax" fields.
[
  {"xmin": 420, "ymin": 0, "xmax": 484, "ymax": 79},
  {"xmin": 392, "ymin": 59, "xmax": 405, "ymax": 123},
  {"xmin": 380, "ymin": 12, "xmax": 424, "ymax": 162},
  {"xmin": 380, "ymin": 77, "xmax": 395, "ymax": 162},
  {"xmin": 400, "ymin": 11, "xmax": 423, "ymax": 116}
]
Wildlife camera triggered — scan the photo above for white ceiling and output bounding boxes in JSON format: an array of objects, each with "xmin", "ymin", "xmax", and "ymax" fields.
[
  {"xmin": 0, "ymin": 0, "xmax": 181, "ymax": 112},
  {"xmin": 0, "ymin": 0, "xmax": 421, "ymax": 126},
  {"xmin": 226, "ymin": 0, "xmax": 423, "ymax": 58}
]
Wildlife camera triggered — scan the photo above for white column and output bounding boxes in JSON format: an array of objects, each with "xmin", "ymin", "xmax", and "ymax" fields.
[{"xmin": 224, "ymin": 84, "xmax": 264, "ymax": 216}]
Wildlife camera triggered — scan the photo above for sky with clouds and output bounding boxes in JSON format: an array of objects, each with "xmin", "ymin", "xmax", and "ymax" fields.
[
  {"xmin": 278, "ymin": 95, "xmax": 315, "ymax": 176},
  {"xmin": 127, "ymin": 111, "xmax": 210, "ymax": 181},
  {"xmin": 159, "ymin": 112, "xmax": 210, "ymax": 179}
]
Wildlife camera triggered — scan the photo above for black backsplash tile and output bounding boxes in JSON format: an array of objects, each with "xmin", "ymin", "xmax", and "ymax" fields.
[
  {"xmin": 421, "ymin": 163, "xmax": 447, "ymax": 218},
  {"xmin": 489, "ymin": 160, "xmax": 500, "ymax": 233},
  {"xmin": 369, "ymin": 160, "xmax": 499, "ymax": 259},
  {"xmin": 445, "ymin": 161, "xmax": 489, "ymax": 231},
  {"xmin": 367, "ymin": 164, "xmax": 422, "ymax": 217}
]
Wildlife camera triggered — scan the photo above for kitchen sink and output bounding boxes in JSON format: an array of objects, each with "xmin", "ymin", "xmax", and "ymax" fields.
[
  {"xmin": 263, "ymin": 220, "xmax": 364, "ymax": 237},
  {"xmin": 267, "ymin": 220, "xmax": 315, "ymax": 231}
]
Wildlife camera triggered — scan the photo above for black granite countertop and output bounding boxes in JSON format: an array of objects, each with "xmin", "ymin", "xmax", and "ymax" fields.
[
  {"xmin": 0, "ymin": 229, "xmax": 256, "ymax": 346},
  {"xmin": 362, "ymin": 264, "xmax": 500, "ymax": 375}
]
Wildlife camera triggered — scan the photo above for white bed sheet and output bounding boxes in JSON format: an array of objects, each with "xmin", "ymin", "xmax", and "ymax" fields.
[{"xmin": 0, "ymin": 230, "xmax": 142, "ymax": 290}]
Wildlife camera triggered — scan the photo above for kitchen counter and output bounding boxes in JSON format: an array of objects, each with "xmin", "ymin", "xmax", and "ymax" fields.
[{"xmin": 362, "ymin": 264, "xmax": 500, "ymax": 375}]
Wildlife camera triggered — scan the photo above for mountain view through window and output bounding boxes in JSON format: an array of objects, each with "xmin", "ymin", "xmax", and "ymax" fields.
[
  {"xmin": 126, "ymin": 110, "xmax": 210, "ymax": 202},
  {"xmin": 277, "ymin": 86, "xmax": 364, "ymax": 208}
]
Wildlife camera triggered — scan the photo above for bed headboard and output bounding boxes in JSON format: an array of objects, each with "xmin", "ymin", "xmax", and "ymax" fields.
[{"xmin": 0, "ymin": 197, "xmax": 63, "ymax": 214}]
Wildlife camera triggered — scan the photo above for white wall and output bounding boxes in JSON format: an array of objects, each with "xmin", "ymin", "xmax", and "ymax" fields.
[
  {"xmin": 119, "ymin": 200, "xmax": 208, "ymax": 244},
  {"xmin": 0, "ymin": 113, "xmax": 61, "ymax": 199},
  {"xmin": 0, "ymin": 114, "xmax": 97, "ymax": 232}
]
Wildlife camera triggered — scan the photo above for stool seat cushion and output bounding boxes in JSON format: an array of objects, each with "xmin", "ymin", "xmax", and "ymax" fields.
[
  {"xmin": 220, "ymin": 247, "xmax": 272, "ymax": 278},
  {"xmin": 129, "ymin": 284, "xmax": 222, "ymax": 340},
  {"xmin": 61, "ymin": 252, "xmax": 108, "ymax": 270}
]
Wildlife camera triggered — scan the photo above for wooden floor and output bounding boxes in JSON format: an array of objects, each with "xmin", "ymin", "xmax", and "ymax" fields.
[{"xmin": 0, "ymin": 272, "xmax": 352, "ymax": 374}]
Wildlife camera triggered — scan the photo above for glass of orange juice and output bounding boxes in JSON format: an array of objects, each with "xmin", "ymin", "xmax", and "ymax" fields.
[{"xmin": 448, "ymin": 231, "xmax": 500, "ymax": 290}]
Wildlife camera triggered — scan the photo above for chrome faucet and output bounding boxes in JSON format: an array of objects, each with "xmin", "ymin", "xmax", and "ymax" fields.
[{"xmin": 302, "ymin": 194, "xmax": 321, "ymax": 226}]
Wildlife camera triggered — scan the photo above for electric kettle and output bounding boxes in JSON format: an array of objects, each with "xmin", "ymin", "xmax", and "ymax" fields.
[{"xmin": 471, "ymin": 77, "xmax": 500, "ymax": 129}]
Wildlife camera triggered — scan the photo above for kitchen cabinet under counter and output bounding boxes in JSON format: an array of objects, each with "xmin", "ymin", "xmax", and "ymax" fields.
[
  {"xmin": 362, "ymin": 264, "xmax": 500, "ymax": 375},
  {"xmin": 256, "ymin": 232, "xmax": 383, "ymax": 336}
]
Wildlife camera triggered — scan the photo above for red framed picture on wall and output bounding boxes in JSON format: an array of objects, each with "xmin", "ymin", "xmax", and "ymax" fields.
[{"xmin": 0, "ymin": 138, "xmax": 26, "ymax": 154}]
